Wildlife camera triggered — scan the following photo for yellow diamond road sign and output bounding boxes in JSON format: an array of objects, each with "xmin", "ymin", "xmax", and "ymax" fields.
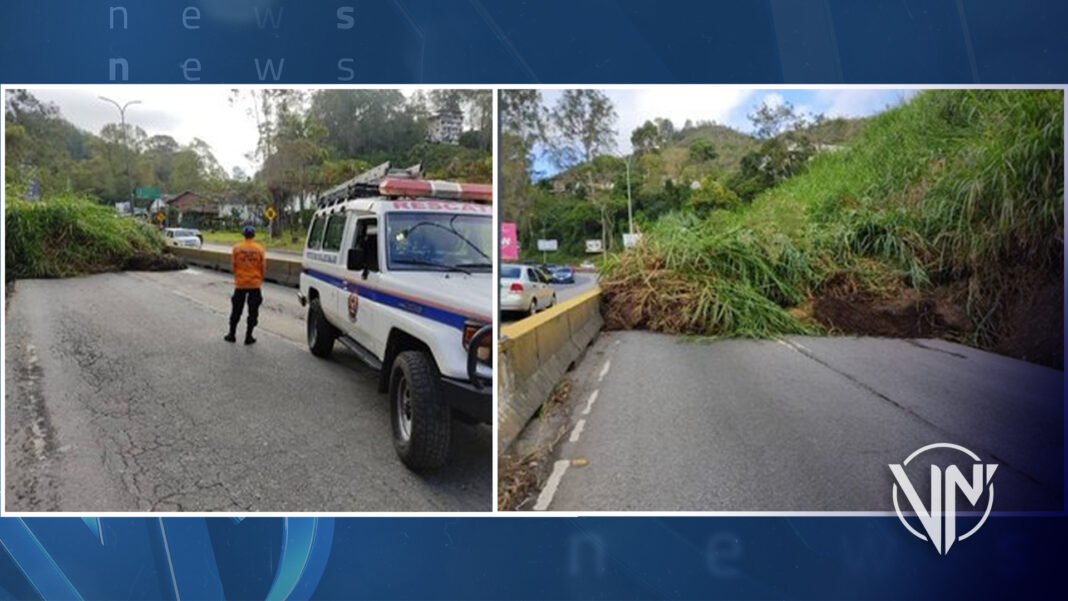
[
  {"xmin": 154, "ymin": 212, "xmax": 165, "ymax": 223},
  {"xmin": 264, "ymin": 206, "xmax": 277, "ymax": 221}
]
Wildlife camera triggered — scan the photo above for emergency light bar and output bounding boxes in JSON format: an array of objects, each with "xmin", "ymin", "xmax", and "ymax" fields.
[
  {"xmin": 379, "ymin": 179, "xmax": 492, "ymax": 204},
  {"xmin": 316, "ymin": 161, "xmax": 492, "ymax": 209}
]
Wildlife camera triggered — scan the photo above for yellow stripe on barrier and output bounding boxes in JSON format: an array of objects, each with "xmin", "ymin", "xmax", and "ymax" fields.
[{"xmin": 499, "ymin": 288, "xmax": 602, "ymax": 339}]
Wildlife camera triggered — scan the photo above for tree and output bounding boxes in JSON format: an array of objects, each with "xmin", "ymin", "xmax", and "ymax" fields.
[
  {"xmin": 630, "ymin": 120, "xmax": 662, "ymax": 155},
  {"xmin": 688, "ymin": 137, "xmax": 718, "ymax": 161},
  {"xmin": 500, "ymin": 89, "xmax": 546, "ymax": 237},
  {"xmin": 748, "ymin": 99, "xmax": 807, "ymax": 139},
  {"xmin": 549, "ymin": 90, "xmax": 618, "ymax": 250},
  {"xmin": 689, "ymin": 175, "xmax": 740, "ymax": 212},
  {"xmin": 653, "ymin": 117, "xmax": 676, "ymax": 141}
]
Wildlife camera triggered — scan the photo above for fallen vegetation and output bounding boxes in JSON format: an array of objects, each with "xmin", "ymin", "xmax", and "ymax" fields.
[
  {"xmin": 601, "ymin": 90, "xmax": 1064, "ymax": 367},
  {"xmin": 6, "ymin": 191, "xmax": 184, "ymax": 281}
]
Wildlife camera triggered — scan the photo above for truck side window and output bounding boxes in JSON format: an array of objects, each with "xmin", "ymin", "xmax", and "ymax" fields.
[
  {"xmin": 322, "ymin": 214, "xmax": 347, "ymax": 251},
  {"xmin": 353, "ymin": 218, "xmax": 379, "ymax": 272},
  {"xmin": 307, "ymin": 215, "xmax": 326, "ymax": 249}
]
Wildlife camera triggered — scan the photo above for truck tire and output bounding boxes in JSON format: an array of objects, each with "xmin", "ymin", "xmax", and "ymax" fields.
[
  {"xmin": 307, "ymin": 299, "xmax": 336, "ymax": 358},
  {"xmin": 389, "ymin": 350, "xmax": 450, "ymax": 471}
]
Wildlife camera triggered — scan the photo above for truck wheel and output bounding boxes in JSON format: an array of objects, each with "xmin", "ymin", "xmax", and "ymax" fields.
[
  {"xmin": 390, "ymin": 350, "xmax": 450, "ymax": 471},
  {"xmin": 307, "ymin": 299, "xmax": 335, "ymax": 358}
]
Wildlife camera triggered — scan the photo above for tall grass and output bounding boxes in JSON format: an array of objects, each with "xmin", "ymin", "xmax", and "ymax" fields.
[
  {"xmin": 601, "ymin": 89, "xmax": 1064, "ymax": 345},
  {"xmin": 6, "ymin": 192, "xmax": 168, "ymax": 280}
]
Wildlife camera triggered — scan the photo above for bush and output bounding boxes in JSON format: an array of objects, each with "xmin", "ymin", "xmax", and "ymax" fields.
[
  {"xmin": 602, "ymin": 89, "xmax": 1064, "ymax": 350},
  {"xmin": 6, "ymin": 192, "xmax": 171, "ymax": 280}
]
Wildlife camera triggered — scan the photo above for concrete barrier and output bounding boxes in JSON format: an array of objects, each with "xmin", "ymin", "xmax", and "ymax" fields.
[
  {"xmin": 497, "ymin": 289, "xmax": 603, "ymax": 454},
  {"xmin": 171, "ymin": 247, "xmax": 302, "ymax": 287}
]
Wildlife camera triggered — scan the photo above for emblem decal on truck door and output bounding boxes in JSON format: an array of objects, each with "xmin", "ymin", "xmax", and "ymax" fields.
[{"xmin": 347, "ymin": 293, "xmax": 359, "ymax": 321}]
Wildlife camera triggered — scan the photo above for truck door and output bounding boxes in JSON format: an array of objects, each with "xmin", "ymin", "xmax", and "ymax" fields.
[
  {"xmin": 343, "ymin": 216, "xmax": 384, "ymax": 357},
  {"xmin": 319, "ymin": 212, "xmax": 349, "ymax": 322}
]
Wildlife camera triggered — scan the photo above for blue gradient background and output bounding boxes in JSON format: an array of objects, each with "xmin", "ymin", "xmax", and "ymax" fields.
[
  {"xmin": 0, "ymin": 1, "xmax": 1065, "ymax": 83},
  {"xmin": 2, "ymin": 0, "xmax": 1066, "ymax": 598}
]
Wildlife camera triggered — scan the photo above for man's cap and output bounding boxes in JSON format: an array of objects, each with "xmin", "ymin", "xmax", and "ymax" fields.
[{"xmin": 242, "ymin": 225, "xmax": 256, "ymax": 238}]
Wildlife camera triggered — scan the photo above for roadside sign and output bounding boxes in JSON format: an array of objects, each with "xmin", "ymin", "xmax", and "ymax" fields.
[
  {"xmin": 500, "ymin": 222, "xmax": 518, "ymax": 261},
  {"xmin": 536, "ymin": 239, "xmax": 558, "ymax": 252},
  {"xmin": 154, "ymin": 212, "xmax": 166, "ymax": 223},
  {"xmin": 623, "ymin": 233, "xmax": 643, "ymax": 249},
  {"xmin": 585, "ymin": 239, "xmax": 603, "ymax": 253},
  {"xmin": 264, "ymin": 206, "xmax": 277, "ymax": 221},
  {"xmin": 135, "ymin": 186, "xmax": 160, "ymax": 200}
]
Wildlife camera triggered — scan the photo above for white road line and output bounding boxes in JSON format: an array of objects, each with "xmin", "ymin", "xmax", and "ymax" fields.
[
  {"xmin": 598, "ymin": 360, "xmax": 611, "ymax": 382},
  {"xmin": 776, "ymin": 339, "xmax": 798, "ymax": 352},
  {"xmin": 569, "ymin": 419, "xmax": 586, "ymax": 442},
  {"xmin": 581, "ymin": 390, "xmax": 599, "ymax": 415},
  {"xmin": 533, "ymin": 460, "xmax": 571, "ymax": 511}
]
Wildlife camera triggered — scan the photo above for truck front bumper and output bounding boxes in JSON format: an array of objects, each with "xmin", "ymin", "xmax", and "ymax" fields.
[{"xmin": 439, "ymin": 377, "xmax": 492, "ymax": 424}]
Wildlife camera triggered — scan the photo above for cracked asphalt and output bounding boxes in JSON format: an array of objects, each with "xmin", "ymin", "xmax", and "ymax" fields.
[
  {"xmin": 4, "ymin": 268, "xmax": 491, "ymax": 512},
  {"xmin": 535, "ymin": 331, "xmax": 1063, "ymax": 511}
]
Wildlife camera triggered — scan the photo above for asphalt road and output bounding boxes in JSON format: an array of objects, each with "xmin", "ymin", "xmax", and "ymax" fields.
[
  {"xmin": 501, "ymin": 272, "xmax": 599, "ymax": 325},
  {"xmin": 534, "ymin": 330, "xmax": 1063, "ymax": 512},
  {"xmin": 4, "ymin": 268, "xmax": 490, "ymax": 512}
]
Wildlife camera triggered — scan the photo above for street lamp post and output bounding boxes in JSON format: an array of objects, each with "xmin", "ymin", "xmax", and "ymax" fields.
[{"xmin": 98, "ymin": 96, "xmax": 141, "ymax": 214}]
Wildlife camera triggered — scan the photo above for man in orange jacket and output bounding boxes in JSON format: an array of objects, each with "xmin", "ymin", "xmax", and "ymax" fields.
[{"xmin": 225, "ymin": 225, "xmax": 267, "ymax": 344}]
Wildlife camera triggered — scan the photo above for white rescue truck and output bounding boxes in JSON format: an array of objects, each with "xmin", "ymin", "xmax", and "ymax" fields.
[{"xmin": 297, "ymin": 164, "xmax": 492, "ymax": 470}]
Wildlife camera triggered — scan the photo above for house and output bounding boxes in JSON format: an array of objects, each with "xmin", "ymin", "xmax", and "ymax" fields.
[
  {"xmin": 163, "ymin": 191, "xmax": 218, "ymax": 228},
  {"xmin": 427, "ymin": 108, "xmax": 463, "ymax": 145}
]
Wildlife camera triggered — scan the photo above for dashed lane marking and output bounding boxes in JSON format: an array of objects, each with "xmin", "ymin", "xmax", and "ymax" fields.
[
  {"xmin": 581, "ymin": 390, "xmax": 599, "ymax": 415},
  {"xmin": 598, "ymin": 360, "xmax": 611, "ymax": 382},
  {"xmin": 569, "ymin": 419, "xmax": 586, "ymax": 443},
  {"xmin": 533, "ymin": 460, "xmax": 571, "ymax": 511}
]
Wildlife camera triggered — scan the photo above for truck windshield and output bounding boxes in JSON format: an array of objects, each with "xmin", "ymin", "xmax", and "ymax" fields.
[{"xmin": 386, "ymin": 212, "xmax": 492, "ymax": 273}]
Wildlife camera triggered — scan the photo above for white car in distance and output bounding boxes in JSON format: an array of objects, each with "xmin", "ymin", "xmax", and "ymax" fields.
[
  {"xmin": 162, "ymin": 228, "xmax": 203, "ymax": 249},
  {"xmin": 499, "ymin": 263, "xmax": 556, "ymax": 316}
]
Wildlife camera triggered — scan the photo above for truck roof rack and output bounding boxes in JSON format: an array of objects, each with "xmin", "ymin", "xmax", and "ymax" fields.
[{"xmin": 316, "ymin": 162, "xmax": 492, "ymax": 209}]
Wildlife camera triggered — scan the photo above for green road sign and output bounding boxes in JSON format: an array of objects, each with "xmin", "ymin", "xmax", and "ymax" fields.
[{"xmin": 135, "ymin": 186, "xmax": 160, "ymax": 199}]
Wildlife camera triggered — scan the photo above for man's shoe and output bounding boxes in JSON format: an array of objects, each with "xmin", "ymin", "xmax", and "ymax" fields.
[
  {"xmin": 244, "ymin": 336, "xmax": 257, "ymax": 345},
  {"xmin": 224, "ymin": 333, "xmax": 236, "ymax": 343}
]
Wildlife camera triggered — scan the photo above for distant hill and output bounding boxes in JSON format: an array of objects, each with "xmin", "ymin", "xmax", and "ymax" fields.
[{"xmin": 547, "ymin": 116, "xmax": 866, "ymax": 189}]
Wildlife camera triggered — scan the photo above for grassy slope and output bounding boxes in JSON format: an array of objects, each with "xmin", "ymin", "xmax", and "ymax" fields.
[
  {"xmin": 602, "ymin": 90, "xmax": 1064, "ymax": 351},
  {"xmin": 6, "ymin": 193, "xmax": 177, "ymax": 280}
]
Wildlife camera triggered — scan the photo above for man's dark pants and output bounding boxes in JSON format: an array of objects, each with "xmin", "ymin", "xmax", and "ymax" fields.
[{"xmin": 229, "ymin": 288, "xmax": 263, "ymax": 338}]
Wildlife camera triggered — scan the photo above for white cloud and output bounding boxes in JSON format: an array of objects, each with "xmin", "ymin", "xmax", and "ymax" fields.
[
  {"xmin": 813, "ymin": 89, "xmax": 916, "ymax": 119},
  {"xmin": 30, "ymin": 86, "xmax": 260, "ymax": 176},
  {"xmin": 541, "ymin": 88, "xmax": 755, "ymax": 156},
  {"xmin": 760, "ymin": 92, "xmax": 785, "ymax": 109}
]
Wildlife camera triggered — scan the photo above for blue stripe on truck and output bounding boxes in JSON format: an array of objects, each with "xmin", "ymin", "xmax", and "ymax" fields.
[{"xmin": 302, "ymin": 268, "xmax": 478, "ymax": 331}]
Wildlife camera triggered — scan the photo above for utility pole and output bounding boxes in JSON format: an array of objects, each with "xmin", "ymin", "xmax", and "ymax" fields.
[
  {"xmin": 98, "ymin": 96, "xmax": 141, "ymax": 214},
  {"xmin": 625, "ymin": 155, "xmax": 634, "ymax": 235}
]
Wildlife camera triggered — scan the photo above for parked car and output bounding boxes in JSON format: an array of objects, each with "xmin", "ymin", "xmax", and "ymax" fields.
[
  {"xmin": 162, "ymin": 228, "xmax": 203, "ymax": 249},
  {"xmin": 500, "ymin": 263, "xmax": 556, "ymax": 315},
  {"xmin": 580, "ymin": 260, "xmax": 596, "ymax": 270},
  {"xmin": 549, "ymin": 264, "xmax": 575, "ymax": 284}
]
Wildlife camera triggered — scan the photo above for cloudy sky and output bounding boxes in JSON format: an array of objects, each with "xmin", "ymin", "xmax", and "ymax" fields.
[
  {"xmin": 28, "ymin": 87, "xmax": 262, "ymax": 176},
  {"xmin": 533, "ymin": 88, "xmax": 918, "ymax": 177},
  {"xmin": 25, "ymin": 86, "xmax": 424, "ymax": 177}
]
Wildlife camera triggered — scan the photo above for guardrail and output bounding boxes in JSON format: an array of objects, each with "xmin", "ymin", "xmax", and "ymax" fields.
[
  {"xmin": 497, "ymin": 289, "xmax": 603, "ymax": 454},
  {"xmin": 170, "ymin": 247, "xmax": 303, "ymax": 287}
]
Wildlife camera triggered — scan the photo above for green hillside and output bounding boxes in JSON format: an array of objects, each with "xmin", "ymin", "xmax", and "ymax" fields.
[{"xmin": 601, "ymin": 89, "xmax": 1064, "ymax": 367}]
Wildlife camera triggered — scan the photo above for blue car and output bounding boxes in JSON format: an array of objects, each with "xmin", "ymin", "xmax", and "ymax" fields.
[{"xmin": 549, "ymin": 264, "xmax": 575, "ymax": 284}]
